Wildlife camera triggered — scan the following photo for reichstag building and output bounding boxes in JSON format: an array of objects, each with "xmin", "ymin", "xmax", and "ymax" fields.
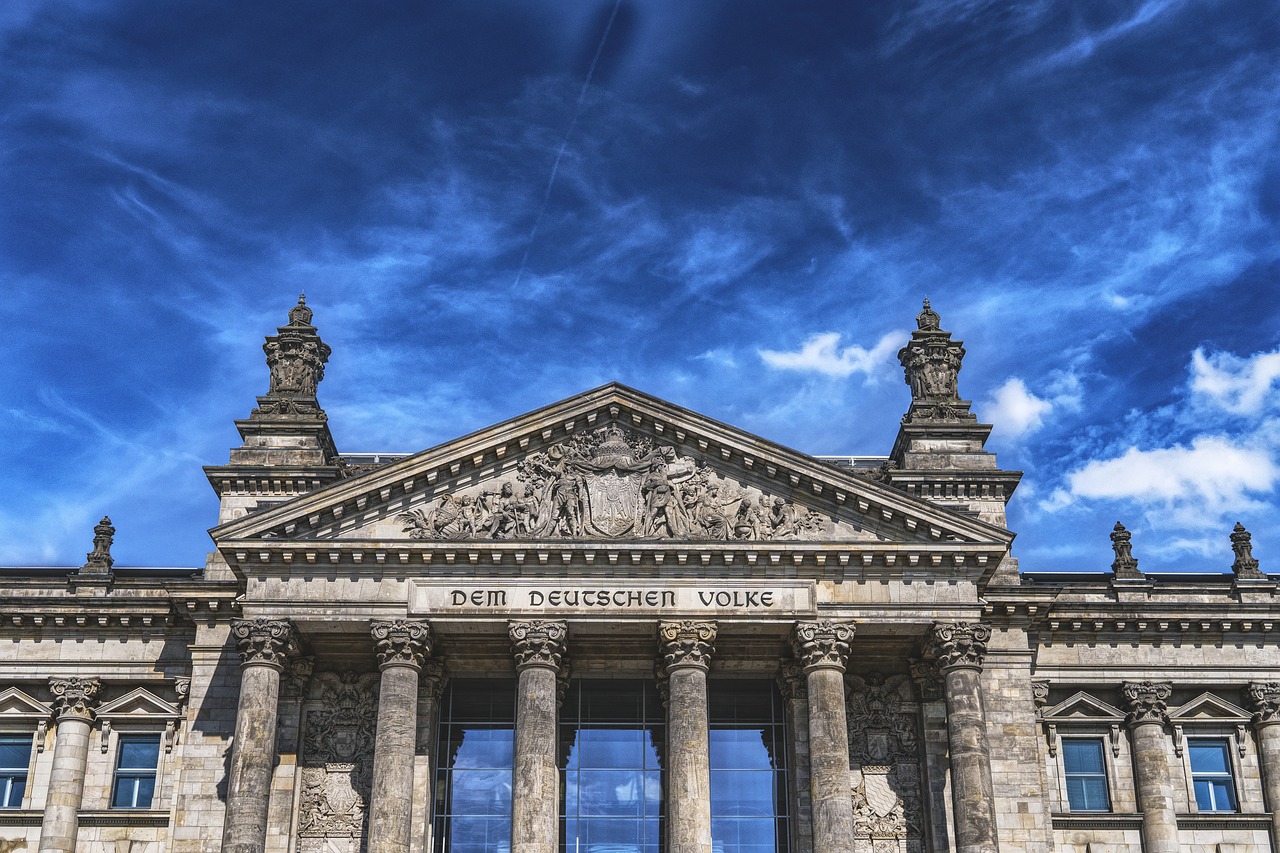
[{"xmin": 1, "ymin": 298, "xmax": 1277, "ymax": 853}]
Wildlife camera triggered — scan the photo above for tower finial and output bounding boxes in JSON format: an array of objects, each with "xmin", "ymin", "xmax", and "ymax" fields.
[
  {"xmin": 254, "ymin": 296, "xmax": 332, "ymax": 418},
  {"xmin": 916, "ymin": 298, "xmax": 940, "ymax": 331},
  {"xmin": 1231, "ymin": 522, "xmax": 1265, "ymax": 578},
  {"xmin": 80, "ymin": 516, "xmax": 115, "ymax": 573},
  {"xmin": 1110, "ymin": 521, "xmax": 1143, "ymax": 578},
  {"xmin": 287, "ymin": 293, "xmax": 313, "ymax": 327},
  {"xmin": 898, "ymin": 298, "xmax": 971, "ymax": 420}
]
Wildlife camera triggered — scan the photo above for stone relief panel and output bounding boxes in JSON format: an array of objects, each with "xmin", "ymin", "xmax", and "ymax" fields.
[
  {"xmin": 397, "ymin": 423, "xmax": 873, "ymax": 542},
  {"xmin": 297, "ymin": 672, "xmax": 380, "ymax": 853},
  {"xmin": 846, "ymin": 673, "xmax": 924, "ymax": 853}
]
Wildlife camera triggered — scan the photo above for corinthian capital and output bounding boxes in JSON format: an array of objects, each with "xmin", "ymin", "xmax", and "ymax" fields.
[
  {"xmin": 509, "ymin": 620, "xmax": 567, "ymax": 670},
  {"xmin": 925, "ymin": 622, "xmax": 990, "ymax": 673},
  {"xmin": 658, "ymin": 620, "xmax": 717, "ymax": 670},
  {"xmin": 421, "ymin": 658, "xmax": 449, "ymax": 702},
  {"xmin": 1122, "ymin": 681, "xmax": 1171, "ymax": 727},
  {"xmin": 231, "ymin": 618, "xmax": 295, "ymax": 669},
  {"xmin": 776, "ymin": 659, "xmax": 808, "ymax": 702},
  {"xmin": 1247, "ymin": 682, "xmax": 1280, "ymax": 726},
  {"xmin": 791, "ymin": 621, "xmax": 855, "ymax": 672},
  {"xmin": 49, "ymin": 677, "xmax": 101, "ymax": 720},
  {"xmin": 371, "ymin": 619, "xmax": 432, "ymax": 670}
]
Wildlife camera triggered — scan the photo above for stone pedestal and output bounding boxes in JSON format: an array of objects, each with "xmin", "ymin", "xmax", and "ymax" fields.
[
  {"xmin": 777, "ymin": 661, "xmax": 813, "ymax": 853},
  {"xmin": 659, "ymin": 621, "xmax": 716, "ymax": 853},
  {"xmin": 369, "ymin": 620, "xmax": 433, "ymax": 853},
  {"xmin": 792, "ymin": 621, "xmax": 856, "ymax": 853},
  {"xmin": 1248, "ymin": 682, "xmax": 1280, "ymax": 849},
  {"xmin": 1122, "ymin": 681, "xmax": 1177, "ymax": 853},
  {"xmin": 509, "ymin": 620, "xmax": 568, "ymax": 853},
  {"xmin": 926, "ymin": 622, "xmax": 999, "ymax": 853},
  {"xmin": 222, "ymin": 618, "xmax": 294, "ymax": 853},
  {"xmin": 38, "ymin": 677, "xmax": 100, "ymax": 853}
]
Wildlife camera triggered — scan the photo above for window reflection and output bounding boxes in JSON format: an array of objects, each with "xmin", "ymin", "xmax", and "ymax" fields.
[
  {"xmin": 435, "ymin": 679, "xmax": 516, "ymax": 853},
  {"xmin": 709, "ymin": 680, "xmax": 788, "ymax": 853}
]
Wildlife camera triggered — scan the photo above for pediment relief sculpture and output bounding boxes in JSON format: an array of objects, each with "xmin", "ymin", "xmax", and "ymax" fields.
[{"xmin": 395, "ymin": 423, "xmax": 864, "ymax": 542}]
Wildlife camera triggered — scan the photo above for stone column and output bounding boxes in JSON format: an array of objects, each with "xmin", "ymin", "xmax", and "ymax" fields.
[
  {"xmin": 1121, "ymin": 681, "xmax": 1178, "ymax": 853},
  {"xmin": 659, "ymin": 620, "xmax": 717, "ymax": 853},
  {"xmin": 509, "ymin": 620, "xmax": 568, "ymax": 853},
  {"xmin": 792, "ymin": 621, "xmax": 856, "ymax": 853},
  {"xmin": 777, "ymin": 659, "xmax": 813, "ymax": 853},
  {"xmin": 369, "ymin": 620, "xmax": 433, "ymax": 853},
  {"xmin": 222, "ymin": 618, "xmax": 295, "ymax": 853},
  {"xmin": 926, "ymin": 622, "xmax": 999, "ymax": 853},
  {"xmin": 38, "ymin": 677, "xmax": 100, "ymax": 853},
  {"xmin": 1248, "ymin": 683, "xmax": 1280, "ymax": 850}
]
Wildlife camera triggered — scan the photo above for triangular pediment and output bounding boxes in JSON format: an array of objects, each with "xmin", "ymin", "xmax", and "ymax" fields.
[
  {"xmin": 0, "ymin": 688, "xmax": 51, "ymax": 720},
  {"xmin": 213, "ymin": 384, "xmax": 1012, "ymax": 557},
  {"xmin": 97, "ymin": 688, "xmax": 182, "ymax": 721},
  {"xmin": 1169, "ymin": 693, "xmax": 1250, "ymax": 722},
  {"xmin": 1043, "ymin": 692, "xmax": 1125, "ymax": 721}
]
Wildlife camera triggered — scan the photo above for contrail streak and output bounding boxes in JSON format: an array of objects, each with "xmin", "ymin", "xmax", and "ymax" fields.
[{"xmin": 513, "ymin": 0, "xmax": 622, "ymax": 289}]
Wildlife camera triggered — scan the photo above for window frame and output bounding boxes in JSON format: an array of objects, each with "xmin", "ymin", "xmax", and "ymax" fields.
[
  {"xmin": 1185, "ymin": 736, "xmax": 1239, "ymax": 814},
  {"xmin": 109, "ymin": 732, "xmax": 162, "ymax": 810},
  {"xmin": 0, "ymin": 731, "xmax": 34, "ymax": 810},
  {"xmin": 1059, "ymin": 737, "xmax": 1112, "ymax": 813}
]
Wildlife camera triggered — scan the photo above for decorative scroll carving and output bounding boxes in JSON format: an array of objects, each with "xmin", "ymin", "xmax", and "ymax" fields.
[
  {"xmin": 1110, "ymin": 522, "xmax": 1142, "ymax": 578},
  {"xmin": 173, "ymin": 677, "xmax": 191, "ymax": 707},
  {"xmin": 897, "ymin": 299, "xmax": 976, "ymax": 424},
  {"xmin": 1032, "ymin": 680, "xmax": 1050, "ymax": 714},
  {"xmin": 80, "ymin": 516, "xmax": 115, "ymax": 573},
  {"xmin": 420, "ymin": 658, "xmax": 449, "ymax": 702},
  {"xmin": 776, "ymin": 659, "xmax": 807, "ymax": 703},
  {"xmin": 658, "ymin": 620, "xmax": 717, "ymax": 670},
  {"xmin": 284, "ymin": 656, "xmax": 316, "ymax": 698},
  {"xmin": 1121, "ymin": 681, "xmax": 1171, "ymax": 727},
  {"xmin": 371, "ymin": 620, "xmax": 432, "ymax": 670},
  {"xmin": 791, "ymin": 621, "xmax": 855, "ymax": 671},
  {"xmin": 1232, "ymin": 522, "xmax": 1265, "ymax": 578},
  {"xmin": 924, "ymin": 622, "xmax": 990, "ymax": 672},
  {"xmin": 1246, "ymin": 682, "xmax": 1280, "ymax": 725},
  {"xmin": 908, "ymin": 658, "xmax": 942, "ymax": 702},
  {"xmin": 231, "ymin": 618, "xmax": 295, "ymax": 668},
  {"xmin": 509, "ymin": 620, "xmax": 567, "ymax": 670},
  {"xmin": 556, "ymin": 654, "xmax": 573, "ymax": 707},
  {"xmin": 654, "ymin": 659, "xmax": 670, "ymax": 707},
  {"xmin": 396, "ymin": 423, "xmax": 845, "ymax": 542},
  {"xmin": 49, "ymin": 677, "xmax": 100, "ymax": 720},
  {"xmin": 847, "ymin": 673, "xmax": 924, "ymax": 848},
  {"xmin": 298, "ymin": 672, "xmax": 379, "ymax": 849}
]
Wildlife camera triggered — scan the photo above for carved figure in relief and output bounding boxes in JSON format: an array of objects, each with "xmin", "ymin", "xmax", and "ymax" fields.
[
  {"xmin": 732, "ymin": 496, "xmax": 765, "ymax": 540},
  {"xmin": 641, "ymin": 457, "xmax": 687, "ymax": 538}
]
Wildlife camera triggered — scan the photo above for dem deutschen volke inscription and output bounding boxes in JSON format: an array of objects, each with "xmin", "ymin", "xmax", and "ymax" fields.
[{"xmin": 410, "ymin": 579, "xmax": 816, "ymax": 617}]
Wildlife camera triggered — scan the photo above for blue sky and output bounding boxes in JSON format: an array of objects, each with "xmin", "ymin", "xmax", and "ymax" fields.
[{"xmin": 2, "ymin": 0, "xmax": 1278, "ymax": 572}]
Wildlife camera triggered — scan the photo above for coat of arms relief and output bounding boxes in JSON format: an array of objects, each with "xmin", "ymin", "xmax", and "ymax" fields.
[
  {"xmin": 846, "ymin": 673, "xmax": 925, "ymax": 853},
  {"xmin": 398, "ymin": 423, "xmax": 863, "ymax": 541},
  {"xmin": 297, "ymin": 672, "xmax": 379, "ymax": 852}
]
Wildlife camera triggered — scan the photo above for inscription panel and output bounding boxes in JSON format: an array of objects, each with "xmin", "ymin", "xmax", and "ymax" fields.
[{"xmin": 410, "ymin": 580, "xmax": 816, "ymax": 617}]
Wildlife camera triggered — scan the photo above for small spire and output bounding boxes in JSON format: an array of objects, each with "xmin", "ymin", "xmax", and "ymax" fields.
[
  {"xmin": 916, "ymin": 297, "xmax": 941, "ymax": 332},
  {"xmin": 1110, "ymin": 521, "xmax": 1142, "ymax": 578},
  {"xmin": 80, "ymin": 516, "xmax": 115, "ymax": 573},
  {"xmin": 1231, "ymin": 522, "xmax": 1265, "ymax": 579},
  {"xmin": 287, "ymin": 293, "xmax": 313, "ymax": 327}
]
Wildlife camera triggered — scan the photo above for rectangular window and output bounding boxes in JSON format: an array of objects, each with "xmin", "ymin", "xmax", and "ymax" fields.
[
  {"xmin": 0, "ymin": 735, "xmax": 30, "ymax": 809},
  {"xmin": 1062, "ymin": 739, "xmax": 1109, "ymax": 812},
  {"xmin": 434, "ymin": 678, "xmax": 516, "ymax": 853},
  {"xmin": 111, "ymin": 735, "xmax": 160, "ymax": 809},
  {"xmin": 709, "ymin": 679, "xmax": 789, "ymax": 853},
  {"xmin": 1188, "ymin": 738, "xmax": 1237, "ymax": 812}
]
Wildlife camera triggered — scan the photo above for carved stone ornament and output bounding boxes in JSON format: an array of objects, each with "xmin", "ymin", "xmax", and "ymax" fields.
[
  {"xmin": 776, "ymin": 659, "xmax": 807, "ymax": 703},
  {"xmin": 925, "ymin": 622, "xmax": 990, "ymax": 673},
  {"xmin": 1231, "ymin": 522, "xmax": 1265, "ymax": 578},
  {"xmin": 298, "ymin": 672, "xmax": 379, "ymax": 848},
  {"xmin": 370, "ymin": 620, "xmax": 432, "ymax": 670},
  {"xmin": 897, "ymin": 299, "xmax": 977, "ymax": 424},
  {"xmin": 420, "ymin": 658, "xmax": 449, "ymax": 702},
  {"xmin": 49, "ymin": 677, "xmax": 101, "ymax": 720},
  {"xmin": 1246, "ymin": 682, "xmax": 1280, "ymax": 725},
  {"xmin": 846, "ymin": 673, "xmax": 919, "ymax": 766},
  {"xmin": 1110, "ymin": 522, "xmax": 1142, "ymax": 578},
  {"xmin": 658, "ymin": 620, "xmax": 717, "ymax": 670},
  {"xmin": 284, "ymin": 656, "xmax": 316, "ymax": 698},
  {"xmin": 173, "ymin": 677, "xmax": 192, "ymax": 707},
  {"xmin": 1121, "ymin": 681, "xmax": 1172, "ymax": 727},
  {"xmin": 1032, "ymin": 680, "xmax": 1050, "ymax": 711},
  {"xmin": 396, "ymin": 422, "xmax": 848, "ymax": 542},
  {"xmin": 791, "ymin": 621, "xmax": 855, "ymax": 671},
  {"xmin": 908, "ymin": 658, "xmax": 942, "ymax": 702},
  {"xmin": 80, "ymin": 516, "xmax": 115, "ymax": 572},
  {"xmin": 252, "ymin": 295, "xmax": 331, "ymax": 420},
  {"xmin": 556, "ymin": 654, "xmax": 573, "ymax": 707},
  {"xmin": 510, "ymin": 620, "xmax": 568, "ymax": 670},
  {"xmin": 231, "ymin": 618, "xmax": 296, "ymax": 669},
  {"xmin": 654, "ymin": 659, "xmax": 670, "ymax": 707}
]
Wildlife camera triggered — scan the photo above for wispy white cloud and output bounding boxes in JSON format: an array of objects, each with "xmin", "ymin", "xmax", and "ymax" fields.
[
  {"xmin": 982, "ymin": 377, "xmax": 1053, "ymax": 438},
  {"xmin": 1191, "ymin": 346, "xmax": 1280, "ymax": 416},
  {"xmin": 759, "ymin": 331, "xmax": 907, "ymax": 379}
]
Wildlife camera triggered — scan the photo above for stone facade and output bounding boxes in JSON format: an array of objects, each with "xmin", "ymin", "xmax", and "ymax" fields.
[{"xmin": 0, "ymin": 297, "xmax": 1276, "ymax": 853}]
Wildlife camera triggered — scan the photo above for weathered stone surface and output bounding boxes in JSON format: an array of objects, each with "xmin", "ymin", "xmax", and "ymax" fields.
[
  {"xmin": 38, "ymin": 678, "xmax": 100, "ymax": 853},
  {"xmin": 510, "ymin": 620, "xmax": 567, "ymax": 853},
  {"xmin": 1122, "ymin": 681, "xmax": 1178, "ymax": 853},
  {"xmin": 658, "ymin": 621, "xmax": 716, "ymax": 853},
  {"xmin": 792, "ymin": 621, "xmax": 856, "ymax": 853}
]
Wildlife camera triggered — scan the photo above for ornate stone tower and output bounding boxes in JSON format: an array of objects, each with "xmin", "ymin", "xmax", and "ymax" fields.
[
  {"xmin": 885, "ymin": 300, "xmax": 1023, "ymax": 583},
  {"xmin": 203, "ymin": 295, "xmax": 343, "ymax": 530}
]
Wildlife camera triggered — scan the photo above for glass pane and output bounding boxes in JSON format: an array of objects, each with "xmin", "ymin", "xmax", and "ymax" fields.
[
  {"xmin": 449, "ymin": 769, "xmax": 513, "ymax": 816},
  {"xmin": 117, "ymin": 737, "xmax": 160, "ymax": 770},
  {"xmin": 711, "ymin": 729, "xmax": 776, "ymax": 770},
  {"xmin": 576, "ymin": 770, "xmax": 649, "ymax": 816},
  {"xmin": 709, "ymin": 681, "xmax": 776, "ymax": 723},
  {"xmin": 449, "ymin": 816, "xmax": 511, "ymax": 853},
  {"xmin": 450, "ymin": 729, "xmax": 514, "ymax": 769},
  {"xmin": 710, "ymin": 771, "xmax": 776, "ymax": 816},
  {"xmin": 580, "ymin": 682, "xmax": 643, "ymax": 723},
  {"xmin": 1210, "ymin": 780, "xmax": 1236, "ymax": 811},
  {"xmin": 1062, "ymin": 740, "xmax": 1104, "ymax": 774},
  {"xmin": 111, "ymin": 778, "xmax": 137, "ymax": 808},
  {"xmin": 568, "ymin": 817, "xmax": 645, "ymax": 853},
  {"xmin": 134, "ymin": 775, "xmax": 155, "ymax": 808},
  {"xmin": 712, "ymin": 817, "xmax": 779, "ymax": 853},
  {"xmin": 1081, "ymin": 778, "xmax": 1109, "ymax": 811},
  {"xmin": 448, "ymin": 679, "xmax": 516, "ymax": 723},
  {"xmin": 575, "ymin": 730, "xmax": 644, "ymax": 769},
  {"xmin": 1188, "ymin": 741, "xmax": 1230, "ymax": 774},
  {"xmin": 1193, "ymin": 779, "xmax": 1213, "ymax": 811},
  {"xmin": 0, "ymin": 739, "xmax": 29, "ymax": 771},
  {"xmin": 2, "ymin": 775, "xmax": 26, "ymax": 808}
]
